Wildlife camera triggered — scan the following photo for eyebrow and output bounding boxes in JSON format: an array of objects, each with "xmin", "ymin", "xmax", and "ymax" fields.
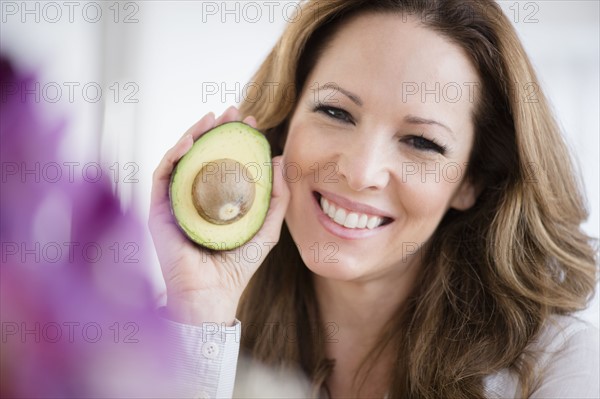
[
  {"xmin": 317, "ymin": 83, "xmax": 363, "ymax": 106},
  {"xmin": 403, "ymin": 115, "xmax": 455, "ymax": 138}
]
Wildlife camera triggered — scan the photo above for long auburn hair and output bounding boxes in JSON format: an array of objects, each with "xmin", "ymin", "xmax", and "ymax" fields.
[{"xmin": 237, "ymin": 0, "xmax": 598, "ymax": 397}]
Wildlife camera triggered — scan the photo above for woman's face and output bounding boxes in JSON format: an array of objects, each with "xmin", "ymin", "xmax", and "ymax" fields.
[{"xmin": 282, "ymin": 13, "xmax": 479, "ymax": 283}]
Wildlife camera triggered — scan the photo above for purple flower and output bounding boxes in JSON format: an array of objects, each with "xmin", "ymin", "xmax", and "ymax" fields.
[{"xmin": 1, "ymin": 54, "xmax": 176, "ymax": 398}]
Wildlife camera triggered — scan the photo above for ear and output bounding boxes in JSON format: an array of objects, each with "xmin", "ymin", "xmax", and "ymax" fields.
[{"xmin": 449, "ymin": 178, "xmax": 479, "ymax": 211}]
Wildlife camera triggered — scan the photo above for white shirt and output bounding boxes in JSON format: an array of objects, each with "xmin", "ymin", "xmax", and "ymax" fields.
[{"xmin": 162, "ymin": 313, "xmax": 599, "ymax": 398}]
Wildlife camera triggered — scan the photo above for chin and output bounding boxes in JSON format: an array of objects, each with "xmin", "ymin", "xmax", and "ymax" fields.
[{"xmin": 296, "ymin": 243, "xmax": 368, "ymax": 282}]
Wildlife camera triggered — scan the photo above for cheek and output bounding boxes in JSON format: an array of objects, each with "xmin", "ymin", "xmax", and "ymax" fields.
[
  {"xmin": 283, "ymin": 121, "xmax": 332, "ymax": 179},
  {"xmin": 395, "ymin": 166, "xmax": 464, "ymax": 217}
]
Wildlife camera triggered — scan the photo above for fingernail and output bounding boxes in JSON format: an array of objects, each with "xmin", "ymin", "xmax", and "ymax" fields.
[{"xmin": 180, "ymin": 134, "xmax": 192, "ymax": 144}]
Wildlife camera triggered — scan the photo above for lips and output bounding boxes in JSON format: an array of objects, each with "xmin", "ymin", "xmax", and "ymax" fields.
[{"xmin": 314, "ymin": 191, "xmax": 393, "ymax": 230}]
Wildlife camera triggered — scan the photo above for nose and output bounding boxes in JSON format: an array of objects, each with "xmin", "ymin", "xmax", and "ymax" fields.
[{"xmin": 335, "ymin": 131, "xmax": 390, "ymax": 191}]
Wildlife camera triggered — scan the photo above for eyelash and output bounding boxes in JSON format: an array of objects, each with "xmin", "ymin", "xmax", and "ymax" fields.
[
  {"xmin": 313, "ymin": 104, "xmax": 354, "ymax": 124},
  {"xmin": 405, "ymin": 134, "xmax": 448, "ymax": 155},
  {"xmin": 312, "ymin": 103, "xmax": 448, "ymax": 155}
]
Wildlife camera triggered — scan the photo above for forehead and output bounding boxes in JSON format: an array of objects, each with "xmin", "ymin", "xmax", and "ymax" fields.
[{"xmin": 307, "ymin": 12, "xmax": 481, "ymax": 126}]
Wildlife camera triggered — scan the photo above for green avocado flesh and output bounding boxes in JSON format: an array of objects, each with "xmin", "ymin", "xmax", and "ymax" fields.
[{"xmin": 169, "ymin": 122, "xmax": 272, "ymax": 250}]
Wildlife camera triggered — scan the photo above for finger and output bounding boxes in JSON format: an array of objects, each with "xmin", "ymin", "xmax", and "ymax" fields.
[
  {"xmin": 181, "ymin": 111, "xmax": 216, "ymax": 142},
  {"xmin": 150, "ymin": 113, "xmax": 215, "ymax": 210},
  {"xmin": 150, "ymin": 134, "xmax": 193, "ymax": 211},
  {"xmin": 242, "ymin": 115, "xmax": 258, "ymax": 128},
  {"xmin": 215, "ymin": 105, "xmax": 240, "ymax": 126}
]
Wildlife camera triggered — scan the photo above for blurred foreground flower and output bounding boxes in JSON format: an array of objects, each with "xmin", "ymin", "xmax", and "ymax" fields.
[{"xmin": 0, "ymin": 54, "xmax": 176, "ymax": 398}]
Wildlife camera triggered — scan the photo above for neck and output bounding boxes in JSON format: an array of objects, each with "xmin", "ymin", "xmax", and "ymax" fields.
[
  {"xmin": 314, "ymin": 261, "xmax": 420, "ymax": 342},
  {"xmin": 312, "ymin": 260, "xmax": 421, "ymax": 397}
]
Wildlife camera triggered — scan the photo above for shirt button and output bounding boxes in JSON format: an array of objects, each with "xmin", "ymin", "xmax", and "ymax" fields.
[
  {"xmin": 201, "ymin": 342, "xmax": 220, "ymax": 359},
  {"xmin": 197, "ymin": 391, "xmax": 211, "ymax": 399}
]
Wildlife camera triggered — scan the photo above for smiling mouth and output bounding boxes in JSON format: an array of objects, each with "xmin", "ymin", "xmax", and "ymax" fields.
[{"xmin": 313, "ymin": 192, "xmax": 394, "ymax": 230}]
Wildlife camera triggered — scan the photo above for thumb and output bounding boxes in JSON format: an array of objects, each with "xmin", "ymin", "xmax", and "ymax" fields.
[{"xmin": 251, "ymin": 155, "xmax": 290, "ymax": 245}]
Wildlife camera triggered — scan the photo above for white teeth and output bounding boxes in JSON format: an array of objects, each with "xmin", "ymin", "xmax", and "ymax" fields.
[
  {"xmin": 357, "ymin": 214, "xmax": 368, "ymax": 228},
  {"xmin": 343, "ymin": 213, "xmax": 359, "ymax": 228},
  {"xmin": 333, "ymin": 208, "xmax": 347, "ymax": 225},
  {"xmin": 366, "ymin": 216, "xmax": 381, "ymax": 230},
  {"xmin": 320, "ymin": 197, "xmax": 330, "ymax": 214},
  {"xmin": 318, "ymin": 195, "xmax": 387, "ymax": 230},
  {"xmin": 327, "ymin": 204, "xmax": 336, "ymax": 218}
]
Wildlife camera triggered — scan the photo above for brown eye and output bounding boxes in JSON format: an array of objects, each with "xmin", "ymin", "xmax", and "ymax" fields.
[
  {"xmin": 314, "ymin": 104, "xmax": 354, "ymax": 124},
  {"xmin": 404, "ymin": 135, "xmax": 447, "ymax": 155}
]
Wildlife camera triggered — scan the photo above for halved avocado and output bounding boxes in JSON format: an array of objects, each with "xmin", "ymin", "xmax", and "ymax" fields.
[{"xmin": 169, "ymin": 122, "xmax": 272, "ymax": 250}]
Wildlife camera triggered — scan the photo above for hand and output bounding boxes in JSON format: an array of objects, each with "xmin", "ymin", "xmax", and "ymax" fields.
[{"xmin": 148, "ymin": 106, "xmax": 290, "ymax": 325}]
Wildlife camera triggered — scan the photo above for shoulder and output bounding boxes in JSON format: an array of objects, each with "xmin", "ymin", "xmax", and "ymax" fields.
[
  {"xmin": 530, "ymin": 314, "xmax": 598, "ymax": 357},
  {"xmin": 484, "ymin": 314, "xmax": 599, "ymax": 398},
  {"xmin": 529, "ymin": 314, "xmax": 599, "ymax": 381}
]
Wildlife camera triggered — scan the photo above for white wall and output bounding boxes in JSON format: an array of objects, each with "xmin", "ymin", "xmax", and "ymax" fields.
[{"xmin": 1, "ymin": 1, "xmax": 598, "ymax": 325}]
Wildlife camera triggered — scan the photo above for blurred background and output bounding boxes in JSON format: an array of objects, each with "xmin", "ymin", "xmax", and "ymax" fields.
[{"xmin": 1, "ymin": 0, "xmax": 598, "ymax": 330}]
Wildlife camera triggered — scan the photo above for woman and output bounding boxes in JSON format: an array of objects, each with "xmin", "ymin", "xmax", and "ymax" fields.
[{"xmin": 149, "ymin": 0, "xmax": 599, "ymax": 397}]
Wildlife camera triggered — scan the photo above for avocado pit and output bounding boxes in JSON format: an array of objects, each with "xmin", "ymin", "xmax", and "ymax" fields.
[{"xmin": 192, "ymin": 158, "xmax": 256, "ymax": 225}]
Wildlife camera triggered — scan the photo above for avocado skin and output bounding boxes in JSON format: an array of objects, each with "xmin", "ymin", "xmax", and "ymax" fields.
[{"xmin": 168, "ymin": 121, "xmax": 272, "ymax": 251}]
